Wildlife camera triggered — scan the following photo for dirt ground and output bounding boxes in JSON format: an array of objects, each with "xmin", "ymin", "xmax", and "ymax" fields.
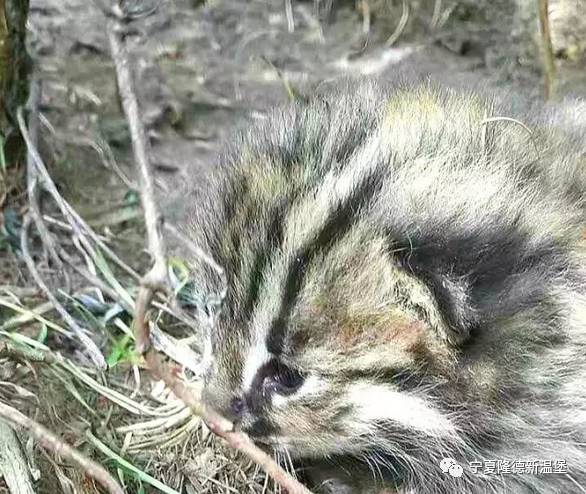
[
  {"xmin": 1, "ymin": 0, "xmax": 586, "ymax": 493},
  {"xmin": 26, "ymin": 0, "xmax": 586, "ymax": 234}
]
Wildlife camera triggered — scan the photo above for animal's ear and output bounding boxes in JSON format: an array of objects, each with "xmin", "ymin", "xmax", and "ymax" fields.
[
  {"xmin": 387, "ymin": 213, "xmax": 562, "ymax": 348},
  {"xmin": 402, "ymin": 264, "xmax": 476, "ymax": 346},
  {"xmin": 389, "ymin": 238, "xmax": 479, "ymax": 347}
]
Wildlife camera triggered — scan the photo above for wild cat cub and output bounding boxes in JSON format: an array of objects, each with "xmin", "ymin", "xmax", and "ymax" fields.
[{"xmin": 187, "ymin": 81, "xmax": 586, "ymax": 494}]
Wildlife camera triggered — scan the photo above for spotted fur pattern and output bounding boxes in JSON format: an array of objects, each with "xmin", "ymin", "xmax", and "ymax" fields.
[{"xmin": 186, "ymin": 81, "xmax": 586, "ymax": 494}]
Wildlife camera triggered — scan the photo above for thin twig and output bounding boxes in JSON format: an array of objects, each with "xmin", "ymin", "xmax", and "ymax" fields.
[
  {"xmin": 385, "ymin": 0, "xmax": 409, "ymax": 47},
  {"xmin": 107, "ymin": 17, "xmax": 167, "ymax": 353},
  {"xmin": 538, "ymin": 0, "xmax": 556, "ymax": 100},
  {"xmin": 0, "ymin": 340, "xmax": 54, "ymax": 364},
  {"xmin": 285, "ymin": 0, "xmax": 295, "ymax": 33},
  {"xmin": 144, "ymin": 351, "xmax": 313, "ymax": 494},
  {"xmin": 16, "ymin": 107, "xmax": 140, "ymax": 282},
  {"xmin": 43, "ymin": 123, "xmax": 137, "ymax": 190},
  {"xmin": 0, "ymin": 285, "xmax": 42, "ymax": 299},
  {"xmin": 430, "ymin": 0, "xmax": 442, "ymax": 30},
  {"xmin": 106, "ymin": 6, "xmax": 314, "ymax": 493},
  {"xmin": 0, "ymin": 401, "xmax": 124, "ymax": 494},
  {"xmin": 361, "ymin": 0, "xmax": 371, "ymax": 37},
  {"xmin": 26, "ymin": 77, "xmax": 64, "ymax": 272},
  {"xmin": 0, "ymin": 419, "xmax": 36, "ymax": 494},
  {"xmin": 0, "ymin": 298, "xmax": 66, "ymax": 333},
  {"xmin": 20, "ymin": 214, "xmax": 107, "ymax": 369},
  {"xmin": 41, "ymin": 215, "xmax": 110, "ymax": 242}
]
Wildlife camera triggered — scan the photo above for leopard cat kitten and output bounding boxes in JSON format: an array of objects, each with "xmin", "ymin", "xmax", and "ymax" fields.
[{"xmin": 186, "ymin": 81, "xmax": 586, "ymax": 494}]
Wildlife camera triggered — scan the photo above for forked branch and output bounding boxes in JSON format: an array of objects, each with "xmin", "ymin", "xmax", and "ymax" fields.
[{"xmin": 106, "ymin": 3, "xmax": 313, "ymax": 493}]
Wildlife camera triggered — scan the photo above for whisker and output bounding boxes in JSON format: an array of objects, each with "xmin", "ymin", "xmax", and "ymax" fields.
[{"xmin": 284, "ymin": 447, "xmax": 298, "ymax": 480}]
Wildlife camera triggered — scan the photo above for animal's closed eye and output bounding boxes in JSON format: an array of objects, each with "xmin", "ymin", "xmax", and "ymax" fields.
[{"xmin": 263, "ymin": 360, "xmax": 305, "ymax": 396}]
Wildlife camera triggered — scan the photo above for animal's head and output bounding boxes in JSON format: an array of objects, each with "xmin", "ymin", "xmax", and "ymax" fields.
[
  {"xmin": 197, "ymin": 220, "xmax": 459, "ymax": 460},
  {"xmin": 186, "ymin": 83, "xmax": 579, "ymax": 486},
  {"xmin": 185, "ymin": 85, "xmax": 475, "ymax": 468}
]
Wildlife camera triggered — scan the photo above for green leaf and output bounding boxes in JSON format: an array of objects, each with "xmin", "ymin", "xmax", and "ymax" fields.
[
  {"xmin": 86, "ymin": 431, "xmax": 182, "ymax": 494},
  {"xmin": 106, "ymin": 333, "xmax": 134, "ymax": 367},
  {"xmin": 123, "ymin": 189, "xmax": 140, "ymax": 207},
  {"xmin": 37, "ymin": 323, "xmax": 48, "ymax": 343},
  {"xmin": 93, "ymin": 249, "xmax": 135, "ymax": 309}
]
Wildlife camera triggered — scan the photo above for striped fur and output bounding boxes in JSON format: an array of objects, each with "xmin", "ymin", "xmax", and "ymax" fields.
[{"xmin": 187, "ymin": 81, "xmax": 586, "ymax": 494}]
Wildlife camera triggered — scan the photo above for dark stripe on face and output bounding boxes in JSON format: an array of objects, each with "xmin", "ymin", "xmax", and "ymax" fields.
[
  {"xmin": 266, "ymin": 170, "xmax": 384, "ymax": 355},
  {"xmin": 242, "ymin": 202, "xmax": 289, "ymax": 319}
]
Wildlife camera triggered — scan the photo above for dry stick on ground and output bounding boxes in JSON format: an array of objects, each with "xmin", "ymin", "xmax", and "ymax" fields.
[
  {"xmin": 430, "ymin": 0, "xmax": 442, "ymax": 30},
  {"xmin": 0, "ymin": 401, "xmax": 124, "ymax": 494},
  {"xmin": 285, "ymin": 0, "xmax": 295, "ymax": 33},
  {"xmin": 17, "ymin": 104, "xmax": 140, "ymax": 282},
  {"xmin": 17, "ymin": 106, "xmax": 106, "ymax": 369},
  {"xmin": 0, "ymin": 285, "xmax": 42, "ymax": 299},
  {"xmin": 0, "ymin": 419, "xmax": 36, "ymax": 494},
  {"xmin": 385, "ymin": 0, "xmax": 409, "ymax": 47},
  {"xmin": 360, "ymin": 0, "xmax": 371, "ymax": 37},
  {"xmin": 19, "ymin": 214, "xmax": 106, "ymax": 369},
  {"xmin": 26, "ymin": 76, "xmax": 65, "ymax": 273},
  {"xmin": 106, "ymin": 13, "xmax": 168, "ymax": 354},
  {"xmin": 10, "ymin": 108, "xmax": 202, "ymax": 371},
  {"xmin": 538, "ymin": 0, "xmax": 556, "ymax": 100},
  {"xmin": 106, "ymin": 6, "xmax": 313, "ymax": 494}
]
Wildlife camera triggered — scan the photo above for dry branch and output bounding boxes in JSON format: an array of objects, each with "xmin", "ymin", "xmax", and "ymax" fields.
[
  {"xmin": 19, "ymin": 213, "xmax": 106, "ymax": 369},
  {"xmin": 538, "ymin": 0, "xmax": 556, "ymax": 99},
  {"xmin": 26, "ymin": 77, "xmax": 64, "ymax": 271},
  {"xmin": 106, "ymin": 17, "xmax": 167, "ymax": 353},
  {"xmin": 106, "ymin": 4, "xmax": 313, "ymax": 493},
  {"xmin": 0, "ymin": 419, "xmax": 36, "ymax": 494},
  {"xmin": 0, "ymin": 401, "xmax": 124, "ymax": 494},
  {"xmin": 17, "ymin": 103, "xmax": 140, "ymax": 283},
  {"xmin": 385, "ymin": 0, "xmax": 409, "ymax": 47},
  {"xmin": 18, "ymin": 207, "xmax": 105, "ymax": 370}
]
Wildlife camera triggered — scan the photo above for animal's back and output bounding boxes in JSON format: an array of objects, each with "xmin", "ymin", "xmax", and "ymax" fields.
[{"xmin": 187, "ymin": 81, "xmax": 586, "ymax": 494}]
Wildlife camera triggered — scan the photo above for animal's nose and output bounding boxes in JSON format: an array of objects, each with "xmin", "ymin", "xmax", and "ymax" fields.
[{"xmin": 202, "ymin": 386, "xmax": 247, "ymax": 422}]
